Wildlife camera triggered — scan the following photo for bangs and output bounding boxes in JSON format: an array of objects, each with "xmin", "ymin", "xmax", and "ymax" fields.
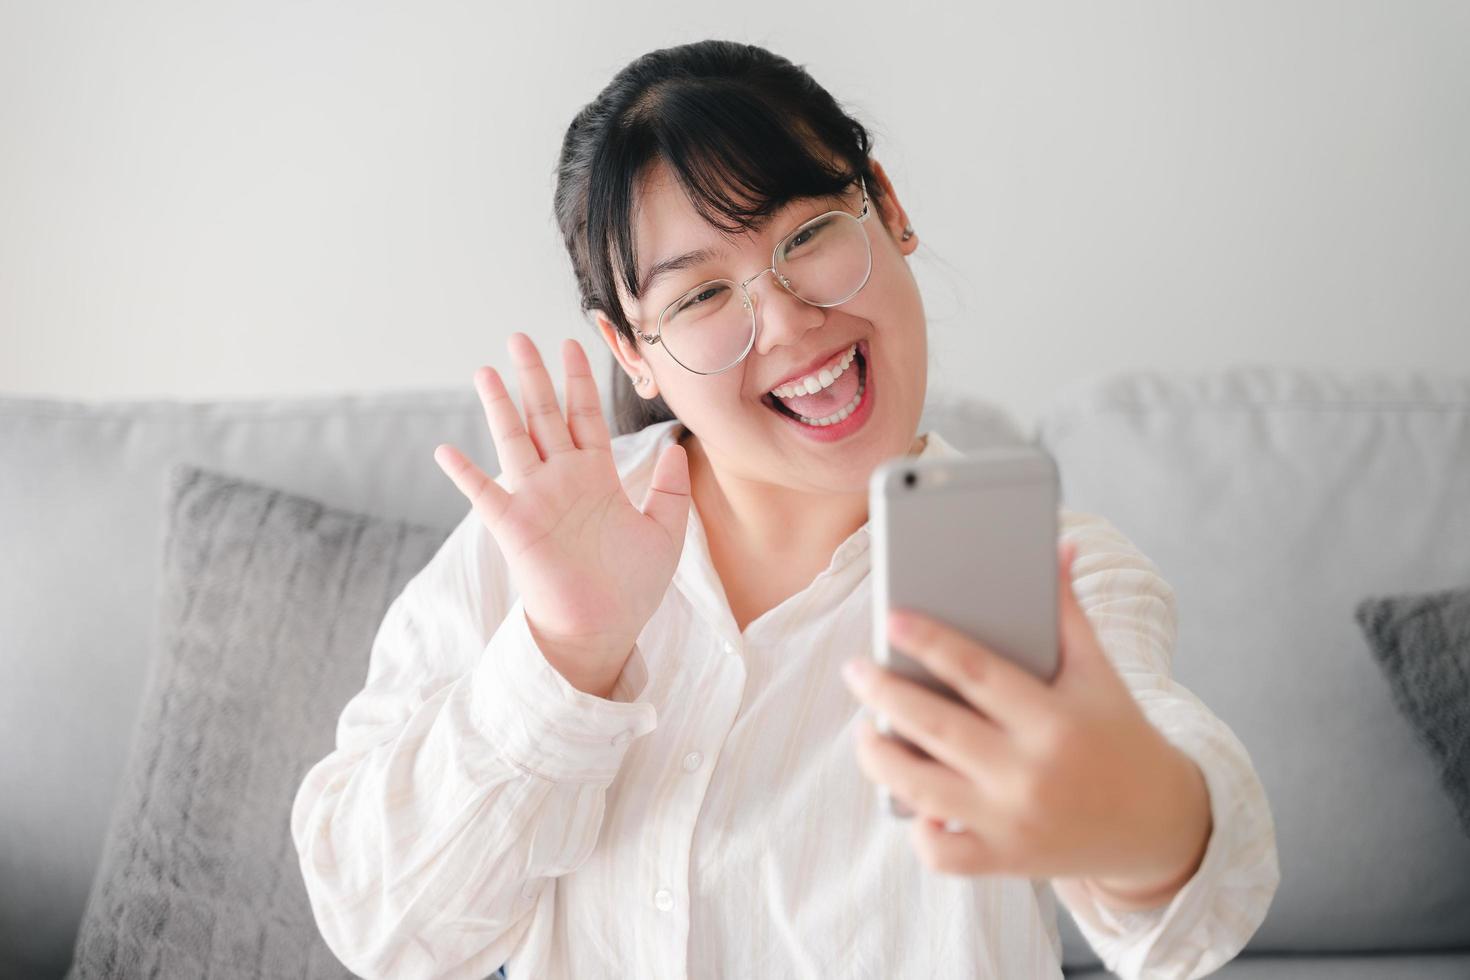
[{"xmin": 587, "ymin": 80, "xmax": 863, "ymax": 319}]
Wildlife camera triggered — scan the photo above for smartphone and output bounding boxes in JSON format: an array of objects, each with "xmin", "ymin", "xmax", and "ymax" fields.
[{"xmin": 868, "ymin": 443, "xmax": 1061, "ymax": 818}]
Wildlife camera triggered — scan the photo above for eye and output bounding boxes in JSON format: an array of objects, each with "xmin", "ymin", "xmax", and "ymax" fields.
[
  {"xmin": 677, "ymin": 283, "xmax": 726, "ymax": 312},
  {"xmin": 783, "ymin": 218, "xmax": 830, "ymax": 257}
]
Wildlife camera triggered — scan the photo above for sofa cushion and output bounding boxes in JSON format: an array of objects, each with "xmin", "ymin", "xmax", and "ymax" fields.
[
  {"xmin": 0, "ymin": 388, "xmax": 497, "ymax": 977},
  {"xmin": 1064, "ymin": 949, "xmax": 1470, "ymax": 978},
  {"xmin": 1355, "ymin": 585, "xmax": 1470, "ymax": 838},
  {"xmin": 1036, "ymin": 365, "xmax": 1470, "ymax": 955},
  {"xmin": 65, "ymin": 463, "xmax": 451, "ymax": 978}
]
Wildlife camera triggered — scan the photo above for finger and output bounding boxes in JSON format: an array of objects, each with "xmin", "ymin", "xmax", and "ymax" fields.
[
  {"xmin": 473, "ymin": 365, "xmax": 541, "ymax": 488},
  {"xmin": 1053, "ymin": 537, "xmax": 1125, "ymax": 699},
  {"xmin": 910, "ymin": 816, "xmax": 1008, "ymax": 876},
  {"xmin": 432, "ymin": 442, "xmax": 512, "ymax": 534},
  {"xmin": 853, "ymin": 715, "xmax": 979, "ymax": 824},
  {"xmin": 1055, "ymin": 539, "xmax": 1096, "ymax": 673},
  {"xmin": 1060, "ymin": 538, "xmax": 1078, "ymax": 574},
  {"xmin": 888, "ymin": 608, "xmax": 1058, "ymax": 735},
  {"xmin": 507, "ymin": 332, "xmax": 576, "ymax": 459},
  {"xmin": 561, "ymin": 338, "xmax": 613, "ymax": 452},
  {"xmin": 639, "ymin": 442, "xmax": 692, "ymax": 543},
  {"xmin": 845, "ymin": 663, "xmax": 1008, "ymax": 791}
]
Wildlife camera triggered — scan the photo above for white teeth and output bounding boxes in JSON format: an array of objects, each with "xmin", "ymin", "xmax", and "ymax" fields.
[
  {"xmin": 792, "ymin": 371, "xmax": 866, "ymax": 426},
  {"xmin": 769, "ymin": 343, "xmax": 857, "ymax": 400}
]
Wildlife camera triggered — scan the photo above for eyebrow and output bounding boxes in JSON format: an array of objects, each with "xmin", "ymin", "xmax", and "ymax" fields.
[
  {"xmin": 637, "ymin": 245, "xmax": 725, "ymax": 298},
  {"xmin": 635, "ymin": 192, "xmax": 852, "ymax": 297}
]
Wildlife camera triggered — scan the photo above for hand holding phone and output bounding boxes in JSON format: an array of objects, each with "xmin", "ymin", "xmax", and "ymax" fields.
[{"xmin": 868, "ymin": 443, "xmax": 1060, "ymax": 818}]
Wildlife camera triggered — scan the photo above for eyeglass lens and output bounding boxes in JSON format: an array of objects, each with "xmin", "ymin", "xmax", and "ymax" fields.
[{"xmin": 658, "ymin": 209, "xmax": 872, "ymax": 374}]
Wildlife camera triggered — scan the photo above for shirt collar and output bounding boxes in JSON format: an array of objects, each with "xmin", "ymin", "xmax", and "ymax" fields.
[
  {"xmin": 637, "ymin": 418, "xmax": 962, "ymax": 470},
  {"xmin": 626, "ymin": 419, "xmax": 961, "ymax": 643}
]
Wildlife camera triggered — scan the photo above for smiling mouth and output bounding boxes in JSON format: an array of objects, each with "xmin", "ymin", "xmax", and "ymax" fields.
[{"xmin": 762, "ymin": 343, "xmax": 867, "ymax": 422}]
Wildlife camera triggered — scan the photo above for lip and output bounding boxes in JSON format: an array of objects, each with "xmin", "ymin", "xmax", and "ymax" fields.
[
  {"xmin": 764, "ymin": 338, "xmax": 876, "ymax": 443},
  {"xmin": 765, "ymin": 340, "xmax": 861, "ymax": 394}
]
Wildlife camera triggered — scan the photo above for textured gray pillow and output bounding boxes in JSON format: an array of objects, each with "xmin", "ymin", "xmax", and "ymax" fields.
[
  {"xmin": 1355, "ymin": 585, "xmax": 1470, "ymax": 839},
  {"xmin": 66, "ymin": 463, "xmax": 451, "ymax": 978}
]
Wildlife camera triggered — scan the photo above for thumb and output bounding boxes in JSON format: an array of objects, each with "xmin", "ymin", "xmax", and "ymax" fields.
[
  {"xmin": 1055, "ymin": 538, "xmax": 1101, "ymax": 681},
  {"xmin": 640, "ymin": 442, "xmax": 692, "ymax": 543}
]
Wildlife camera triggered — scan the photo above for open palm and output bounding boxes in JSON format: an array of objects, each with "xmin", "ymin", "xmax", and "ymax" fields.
[{"xmin": 433, "ymin": 332, "xmax": 690, "ymax": 694}]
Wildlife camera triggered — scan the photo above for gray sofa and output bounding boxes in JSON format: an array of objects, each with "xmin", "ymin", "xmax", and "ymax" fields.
[{"xmin": 3, "ymin": 363, "xmax": 1468, "ymax": 978}]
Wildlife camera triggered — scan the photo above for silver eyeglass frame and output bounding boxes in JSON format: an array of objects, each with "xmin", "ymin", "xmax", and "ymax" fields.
[{"xmin": 630, "ymin": 175, "xmax": 874, "ymax": 376}]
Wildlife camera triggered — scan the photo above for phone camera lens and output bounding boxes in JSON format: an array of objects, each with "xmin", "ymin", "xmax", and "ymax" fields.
[{"xmin": 904, "ymin": 471, "xmax": 916, "ymax": 488}]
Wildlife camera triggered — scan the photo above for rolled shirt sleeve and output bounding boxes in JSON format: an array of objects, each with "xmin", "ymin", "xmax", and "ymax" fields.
[
  {"xmin": 469, "ymin": 592, "xmax": 657, "ymax": 784},
  {"xmin": 291, "ymin": 488, "xmax": 658, "ymax": 978},
  {"xmin": 1049, "ymin": 511, "xmax": 1281, "ymax": 980}
]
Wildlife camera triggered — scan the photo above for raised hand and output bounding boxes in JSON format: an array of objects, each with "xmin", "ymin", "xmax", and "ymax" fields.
[{"xmin": 433, "ymin": 332, "xmax": 691, "ymax": 699}]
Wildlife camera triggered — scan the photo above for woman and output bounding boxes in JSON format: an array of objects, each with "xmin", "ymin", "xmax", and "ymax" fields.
[{"xmin": 291, "ymin": 39, "xmax": 1279, "ymax": 979}]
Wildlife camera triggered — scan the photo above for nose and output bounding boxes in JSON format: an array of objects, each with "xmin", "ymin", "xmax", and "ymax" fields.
[{"xmin": 745, "ymin": 268, "xmax": 825, "ymax": 358}]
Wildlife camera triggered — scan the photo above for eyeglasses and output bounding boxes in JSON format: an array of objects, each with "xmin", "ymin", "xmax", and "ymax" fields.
[{"xmin": 630, "ymin": 176, "xmax": 874, "ymax": 375}]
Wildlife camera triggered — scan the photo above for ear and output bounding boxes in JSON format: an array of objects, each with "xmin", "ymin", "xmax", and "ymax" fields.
[
  {"xmin": 867, "ymin": 157, "xmax": 918, "ymax": 256},
  {"xmin": 593, "ymin": 310, "xmax": 658, "ymax": 398}
]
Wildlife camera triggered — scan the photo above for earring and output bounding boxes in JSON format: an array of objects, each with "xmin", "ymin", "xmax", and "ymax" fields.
[
  {"xmin": 901, "ymin": 225, "xmax": 915, "ymax": 242},
  {"xmin": 634, "ymin": 376, "xmax": 649, "ymax": 387}
]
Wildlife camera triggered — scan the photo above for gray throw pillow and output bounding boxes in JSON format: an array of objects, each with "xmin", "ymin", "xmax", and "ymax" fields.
[
  {"xmin": 1355, "ymin": 584, "xmax": 1470, "ymax": 839},
  {"xmin": 66, "ymin": 463, "xmax": 451, "ymax": 978}
]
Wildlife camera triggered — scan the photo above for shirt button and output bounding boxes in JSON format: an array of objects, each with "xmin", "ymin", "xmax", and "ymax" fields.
[
  {"xmin": 723, "ymin": 640, "xmax": 736, "ymax": 655},
  {"xmin": 611, "ymin": 728, "xmax": 633, "ymax": 747},
  {"xmin": 653, "ymin": 888, "xmax": 674, "ymax": 911},
  {"xmin": 682, "ymin": 751, "xmax": 703, "ymax": 772}
]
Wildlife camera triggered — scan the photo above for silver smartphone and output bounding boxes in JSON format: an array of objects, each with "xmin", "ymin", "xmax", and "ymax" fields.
[{"xmin": 868, "ymin": 443, "xmax": 1061, "ymax": 818}]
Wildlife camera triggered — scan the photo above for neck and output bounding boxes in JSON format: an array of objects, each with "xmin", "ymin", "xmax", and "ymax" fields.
[{"xmin": 678, "ymin": 426, "xmax": 928, "ymax": 566}]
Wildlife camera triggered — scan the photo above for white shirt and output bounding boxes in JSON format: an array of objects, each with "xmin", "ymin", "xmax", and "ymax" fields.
[{"xmin": 291, "ymin": 416, "xmax": 1279, "ymax": 980}]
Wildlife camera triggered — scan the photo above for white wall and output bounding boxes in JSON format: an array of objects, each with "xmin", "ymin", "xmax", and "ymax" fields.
[{"xmin": 2, "ymin": 1, "xmax": 1467, "ymax": 434}]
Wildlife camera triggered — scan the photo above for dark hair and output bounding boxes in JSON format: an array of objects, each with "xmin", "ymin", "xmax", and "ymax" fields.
[{"xmin": 552, "ymin": 39, "xmax": 894, "ymax": 436}]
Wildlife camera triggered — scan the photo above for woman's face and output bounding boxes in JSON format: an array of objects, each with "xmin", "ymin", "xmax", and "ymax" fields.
[{"xmin": 597, "ymin": 155, "xmax": 926, "ymax": 496}]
